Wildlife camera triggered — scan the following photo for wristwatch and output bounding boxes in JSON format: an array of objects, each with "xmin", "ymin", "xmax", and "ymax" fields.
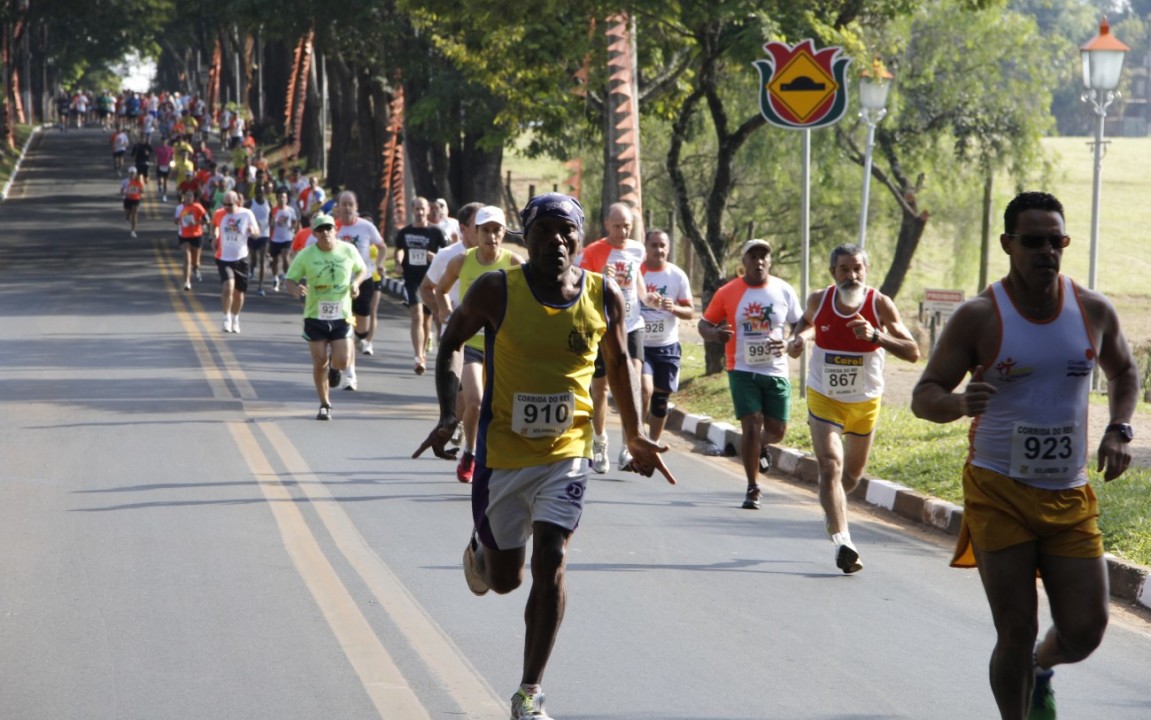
[{"xmin": 1104, "ymin": 423, "xmax": 1135, "ymax": 442}]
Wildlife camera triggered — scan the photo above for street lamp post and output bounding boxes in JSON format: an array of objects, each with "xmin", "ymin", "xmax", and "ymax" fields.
[
  {"xmin": 1081, "ymin": 17, "xmax": 1129, "ymax": 292},
  {"xmin": 857, "ymin": 62, "xmax": 892, "ymax": 248}
]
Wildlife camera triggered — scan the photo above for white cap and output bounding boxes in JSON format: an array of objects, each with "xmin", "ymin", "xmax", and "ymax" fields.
[
  {"xmin": 740, "ymin": 238, "xmax": 771, "ymax": 257},
  {"xmin": 474, "ymin": 206, "xmax": 506, "ymax": 228}
]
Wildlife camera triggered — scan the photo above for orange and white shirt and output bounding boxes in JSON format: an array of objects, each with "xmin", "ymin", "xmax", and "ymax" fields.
[
  {"xmin": 579, "ymin": 238, "xmax": 645, "ymax": 333},
  {"xmin": 175, "ymin": 202, "xmax": 207, "ymax": 239},
  {"xmin": 214, "ymin": 208, "xmax": 258, "ymax": 261},
  {"xmin": 120, "ymin": 177, "xmax": 144, "ymax": 200},
  {"xmin": 701, "ymin": 275, "xmax": 802, "ymax": 376}
]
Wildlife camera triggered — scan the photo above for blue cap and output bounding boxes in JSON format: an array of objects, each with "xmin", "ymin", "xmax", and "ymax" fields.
[{"xmin": 520, "ymin": 193, "xmax": 584, "ymax": 239}]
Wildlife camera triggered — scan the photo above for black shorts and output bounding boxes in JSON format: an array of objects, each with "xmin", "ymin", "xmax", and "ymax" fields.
[
  {"xmin": 352, "ymin": 281, "xmax": 377, "ymax": 317},
  {"xmin": 178, "ymin": 236, "xmax": 203, "ymax": 249},
  {"xmin": 642, "ymin": 342, "xmax": 683, "ymax": 393},
  {"xmin": 157, "ymin": 166, "xmax": 170, "ymax": 177},
  {"xmin": 402, "ymin": 278, "xmax": 429, "ymax": 309},
  {"xmin": 215, "ymin": 258, "xmax": 249, "ymax": 292},
  {"xmin": 135, "ymin": 165, "xmax": 150, "ymax": 180},
  {"xmin": 113, "ymin": 150, "xmax": 126, "ymax": 157},
  {"xmin": 123, "ymin": 198, "xmax": 140, "ymax": 210},
  {"xmin": 463, "ymin": 345, "xmax": 485, "ymax": 365},
  {"xmin": 247, "ymin": 237, "xmax": 269, "ymax": 252},
  {"xmin": 593, "ymin": 327, "xmax": 645, "ymax": 378},
  {"xmin": 303, "ymin": 318, "xmax": 353, "ymax": 343},
  {"xmin": 269, "ymin": 240, "xmax": 292, "ymax": 258}
]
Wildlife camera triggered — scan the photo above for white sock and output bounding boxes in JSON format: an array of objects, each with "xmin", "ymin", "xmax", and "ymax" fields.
[
  {"xmin": 596, "ymin": 433, "xmax": 608, "ymax": 445},
  {"xmin": 831, "ymin": 532, "xmax": 852, "ymax": 547},
  {"xmin": 520, "ymin": 683, "xmax": 541, "ymax": 696}
]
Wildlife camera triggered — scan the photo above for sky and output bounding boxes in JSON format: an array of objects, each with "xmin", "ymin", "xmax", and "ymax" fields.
[{"xmin": 117, "ymin": 52, "xmax": 156, "ymax": 93}]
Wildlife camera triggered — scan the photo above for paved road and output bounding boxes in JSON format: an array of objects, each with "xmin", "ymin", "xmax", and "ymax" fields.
[{"xmin": 1, "ymin": 129, "xmax": 1149, "ymax": 720}]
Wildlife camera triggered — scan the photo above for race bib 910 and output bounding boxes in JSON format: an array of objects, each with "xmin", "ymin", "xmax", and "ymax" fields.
[{"xmin": 512, "ymin": 392, "xmax": 575, "ymax": 438}]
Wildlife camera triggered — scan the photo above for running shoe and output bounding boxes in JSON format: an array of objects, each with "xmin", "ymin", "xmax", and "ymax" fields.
[
  {"xmin": 449, "ymin": 421, "xmax": 464, "ymax": 446},
  {"xmin": 463, "ymin": 535, "xmax": 489, "ymax": 596},
  {"xmin": 1029, "ymin": 670, "xmax": 1056, "ymax": 720},
  {"xmin": 836, "ymin": 541, "xmax": 864, "ymax": 574},
  {"xmin": 759, "ymin": 446, "xmax": 772, "ymax": 475},
  {"xmin": 223, "ymin": 317, "xmax": 233, "ymax": 333},
  {"xmin": 617, "ymin": 446, "xmax": 634, "ymax": 472},
  {"xmin": 328, "ymin": 367, "xmax": 342, "ymax": 389},
  {"xmin": 231, "ymin": 319, "xmax": 241, "ymax": 334},
  {"xmin": 316, "ymin": 404, "xmax": 332, "ymax": 421},
  {"xmin": 456, "ymin": 451, "xmax": 475, "ymax": 484},
  {"xmin": 272, "ymin": 278, "xmax": 280, "ymax": 293},
  {"xmin": 343, "ymin": 372, "xmax": 358, "ymax": 391},
  {"xmin": 130, "ymin": 231, "xmax": 137, "ymax": 238},
  {"xmin": 510, "ymin": 688, "xmax": 551, "ymax": 719},
  {"xmin": 592, "ymin": 436, "xmax": 609, "ymax": 474},
  {"xmin": 256, "ymin": 287, "xmax": 265, "ymax": 297},
  {"xmin": 162, "ymin": 194, "xmax": 167, "ymax": 203},
  {"xmin": 195, "ymin": 269, "xmax": 202, "ymax": 282},
  {"xmin": 356, "ymin": 337, "xmax": 367, "ymax": 353},
  {"xmin": 183, "ymin": 282, "xmax": 191, "ymax": 291},
  {"xmin": 742, "ymin": 484, "xmax": 761, "ymax": 509}
]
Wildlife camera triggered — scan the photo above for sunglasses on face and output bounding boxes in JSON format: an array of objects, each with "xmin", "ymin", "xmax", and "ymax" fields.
[{"xmin": 1006, "ymin": 234, "xmax": 1071, "ymax": 250}]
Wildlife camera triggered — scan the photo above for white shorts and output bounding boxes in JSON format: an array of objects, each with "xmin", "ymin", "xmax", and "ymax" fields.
[{"xmin": 473, "ymin": 457, "xmax": 588, "ymax": 550}]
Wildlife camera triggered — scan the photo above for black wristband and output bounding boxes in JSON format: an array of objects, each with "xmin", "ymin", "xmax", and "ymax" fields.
[{"xmin": 870, "ymin": 329, "xmax": 879, "ymax": 344}]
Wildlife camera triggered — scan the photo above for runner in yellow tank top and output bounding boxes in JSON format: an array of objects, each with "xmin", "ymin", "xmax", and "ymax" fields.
[
  {"xmin": 414, "ymin": 193, "xmax": 675, "ymax": 720},
  {"xmin": 434, "ymin": 206, "xmax": 524, "ymax": 482}
]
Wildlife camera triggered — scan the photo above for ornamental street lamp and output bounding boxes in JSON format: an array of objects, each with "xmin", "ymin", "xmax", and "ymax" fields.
[
  {"xmin": 857, "ymin": 62, "xmax": 892, "ymax": 248},
  {"xmin": 1081, "ymin": 17, "xmax": 1129, "ymax": 291}
]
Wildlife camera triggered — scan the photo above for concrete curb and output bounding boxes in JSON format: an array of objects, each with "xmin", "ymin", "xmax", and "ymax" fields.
[
  {"xmin": 383, "ymin": 277, "xmax": 1151, "ymax": 612},
  {"xmin": 0, "ymin": 125, "xmax": 43, "ymax": 202},
  {"xmin": 666, "ymin": 405, "xmax": 1151, "ymax": 612}
]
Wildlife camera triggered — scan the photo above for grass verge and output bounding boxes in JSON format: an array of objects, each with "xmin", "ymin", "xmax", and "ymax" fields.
[
  {"xmin": 675, "ymin": 353, "xmax": 1151, "ymax": 568},
  {"xmin": 0, "ymin": 124, "xmax": 35, "ymax": 192}
]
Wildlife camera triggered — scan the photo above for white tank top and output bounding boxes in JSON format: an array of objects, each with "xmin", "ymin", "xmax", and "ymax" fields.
[{"xmin": 969, "ymin": 276, "xmax": 1096, "ymax": 489}]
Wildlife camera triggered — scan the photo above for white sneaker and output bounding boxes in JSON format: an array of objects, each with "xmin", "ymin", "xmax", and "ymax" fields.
[
  {"xmin": 592, "ymin": 436, "xmax": 609, "ymax": 474},
  {"xmin": 510, "ymin": 688, "xmax": 551, "ymax": 719},
  {"xmin": 342, "ymin": 372, "xmax": 357, "ymax": 391},
  {"xmin": 183, "ymin": 281, "xmax": 191, "ymax": 291},
  {"xmin": 833, "ymin": 534, "xmax": 863, "ymax": 574},
  {"xmin": 223, "ymin": 317, "xmax": 233, "ymax": 333},
  {"xmin": 130, "ymin": 231, "xmax": 137, "ymax": 238},
  {"xmin": 273, "ymin": 278, "xmax": 280, "ymax": 293},
  {"xmin": 231, "ymin": 318, "xmax": 241, "ymax": 334},
  {"xmin": 362, "ymin": 341, "xmax": 373, "ymax": 356},
  {"xmin": 617, "ymin": 446, "xmax": 634, "ymax": 471}
]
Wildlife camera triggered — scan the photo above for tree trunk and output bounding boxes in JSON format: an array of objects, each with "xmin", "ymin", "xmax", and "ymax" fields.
[
  {"xmin": 878, "ymin": 194, "xmax": 929, "ymax": 300},
  {"xmin": 324, "ymin": 53, "xmax": 355, "ymax": 190},
  {"xmin": 299, "ymin": 49, "xmax": 324, "ymax": 173}
]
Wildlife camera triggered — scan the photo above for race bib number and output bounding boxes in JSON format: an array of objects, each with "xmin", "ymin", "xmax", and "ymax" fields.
[
  {"xmin": 512, "ymin": 392, "xmax": 574, "ymax": 438},
  {"xmin": 644, "ymin": 317, "xmax": 672, "ymax": 346},
  {"xmin": 821, "ymin": 354, "xmax": 864, "ymax": 397},
  {"xmin": 743, "ymin": 339, "xmax": 774, "ymax": 366},
  {"xmin": 318, "ymin": 300, "xmax": 342, "ymax": 321},
  {"xmin": 408, "ymin": 248, "xmax": 428, "ymax": 266},
  {"xmin": 1009, "ymin": 422, "xmax": 1080, "ymax": 478}
]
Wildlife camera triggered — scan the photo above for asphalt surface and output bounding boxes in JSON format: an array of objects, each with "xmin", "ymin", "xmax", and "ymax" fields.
[{"xmin": 1, "ymin": 129, "xmax": 1149, "ymax": 720}]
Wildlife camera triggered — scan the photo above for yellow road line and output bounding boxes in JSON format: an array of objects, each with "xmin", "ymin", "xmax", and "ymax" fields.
[
  {"xmin": 153, "ymin": 236, "xmax": 499, "ymax": 717},
  {"xmin": 227, "ymin": 421, "xmax": 433, "ymax": 720},
  {"xmin": 260, "ymin": 422, "xmax": 507, "ymax": 718}
]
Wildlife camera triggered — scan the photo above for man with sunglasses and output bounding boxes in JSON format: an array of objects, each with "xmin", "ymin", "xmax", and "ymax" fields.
[{"xmin": 912, "ymin": 191, "xmax": 1138, "ymax": 720}]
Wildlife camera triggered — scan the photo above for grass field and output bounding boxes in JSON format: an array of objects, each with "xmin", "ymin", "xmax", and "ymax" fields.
[{"xmin": 667, "ymin": 135, "xmax": 1151, "ymax": 567}]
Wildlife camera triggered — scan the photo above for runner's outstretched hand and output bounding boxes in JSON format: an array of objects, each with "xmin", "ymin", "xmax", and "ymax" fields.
[{"xmin": 412, "ymin": 419, "xmax": 460, "ymax": 460}]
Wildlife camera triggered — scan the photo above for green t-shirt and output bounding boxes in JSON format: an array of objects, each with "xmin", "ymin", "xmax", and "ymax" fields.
[{"xmin": 285, "ymin": 242, "xmax": 365, "ymax": 323}]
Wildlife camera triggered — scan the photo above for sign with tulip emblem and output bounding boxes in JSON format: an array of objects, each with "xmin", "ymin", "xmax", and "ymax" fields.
[{"xmin": 753, "ymin": 39, "xmax": 851, "ymax": 129}]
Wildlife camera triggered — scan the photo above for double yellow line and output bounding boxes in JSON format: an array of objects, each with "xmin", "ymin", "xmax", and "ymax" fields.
[{"xmin": 151, "ymin": 241, "xmax": 506, "ymax": 719}]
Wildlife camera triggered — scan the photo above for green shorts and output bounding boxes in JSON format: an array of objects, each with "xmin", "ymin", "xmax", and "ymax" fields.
[{"xmin": 727, "ymin": 370, "xmax": 791, "ymax": 422}]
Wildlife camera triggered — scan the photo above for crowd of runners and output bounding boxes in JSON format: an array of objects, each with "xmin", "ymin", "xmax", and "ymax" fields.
[{"xmin": 97, "ymin": 111, "xmax": 1138, "ymax": 720}]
